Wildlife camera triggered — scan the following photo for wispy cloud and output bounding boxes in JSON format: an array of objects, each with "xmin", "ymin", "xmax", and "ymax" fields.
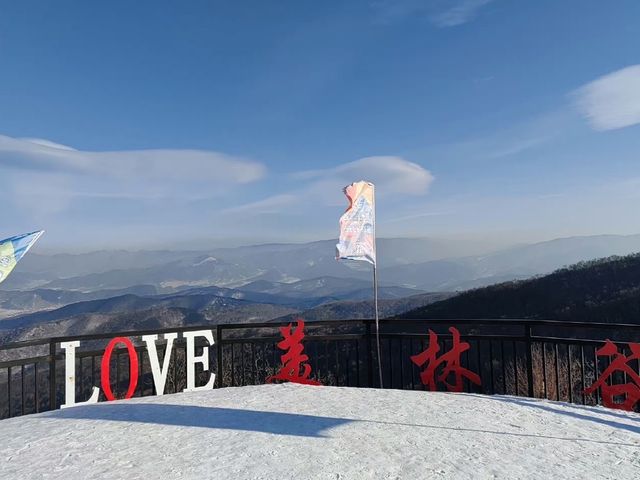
[
  {"xmin": 0, "ymin": 135, "xmax": 267, "ymax": 215},
  {"xmin": 573, "ymin": 64, "xmax": 640, "ymax": 131},
  {"xmin": 294, "ymin": 156, "xmax": 434, "ymax": 197},
  {"xmin": 427, "ymin": 109, "xmax": 577, "ymax": 163},
  {"xmin": 0, "ymin": 134, "xmax": 439, "ymax": 245},
  {"xmin": 371, "ymin": 0, "xmax": 496, "ymax": 28},
  {"xmin": 430, "ymin": 0, "xmax": 495, "ymax": 27},
  {"xmin": 0, "ymin": 135, "xmax": 265, "ymax": 183},
  {"xmin": 222, "ymin": 194, "xmax": 298, "ymax": 214},
  {"xmin": 228, "ymin": 156, "xmax": 435, "ymax": 215}
]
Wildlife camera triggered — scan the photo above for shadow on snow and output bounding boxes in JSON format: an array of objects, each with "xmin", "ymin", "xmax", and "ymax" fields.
[
  {"xmin": 463, "ymin": 393, "xmax": 640, "ymax": 436},
  {"xmin": 42, "ymin": 392, "xmax": 640, "ymax": 445},
  {"xmin": 44, "ymin": 403, "xmax": 352, "ymax": 438}
]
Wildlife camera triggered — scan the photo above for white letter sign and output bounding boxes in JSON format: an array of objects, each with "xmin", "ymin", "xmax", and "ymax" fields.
[
  {"xmin": 183, "ymin": 330, "xmax": 216, "ymax": 392},
  {"xmin": 60, "ymin": 341, "xmax": 100, "ymax": 409},
  {"xmin": 142, "ymin": 332, "xmax": 178, "ymax": 396}
]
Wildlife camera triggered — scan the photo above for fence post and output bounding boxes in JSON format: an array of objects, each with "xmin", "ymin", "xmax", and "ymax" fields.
[
  {"xmin": 525, "ymin": 323, "xmax": 534, "ymax": 398},
  {"xmin": 216, "ymin": 325, "xmax": 223, "ymax": 389},
  {"xmin": 49, "ymin": 341, "xmax": 56, "ymax": 410},
  {"xmin": 366, "ymin": 321, "xmax": 374, "ymax": 388}
]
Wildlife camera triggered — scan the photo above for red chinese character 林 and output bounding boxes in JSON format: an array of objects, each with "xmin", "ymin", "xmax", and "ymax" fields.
[
  {"xmin": 411, "ymin": 327, "xmax": 481, "ymax": 393},
  {"xmin": 584, "ymin": 340, "xmax": 640, "ymax": 411},
  {"xmin": 267, "ymin": 319, "xmax": 321, "ymax": 386}
]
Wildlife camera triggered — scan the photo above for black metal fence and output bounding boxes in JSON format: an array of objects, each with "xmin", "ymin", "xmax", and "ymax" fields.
[{"xmin": 2, "ymin": 318, "xmax": 640, "ymax": 420}]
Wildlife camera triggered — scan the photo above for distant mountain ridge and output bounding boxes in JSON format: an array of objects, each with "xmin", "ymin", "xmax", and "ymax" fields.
[
  {"xmin": 0, "ymin": 276, "xmax": 424, "ymax": 320},
  {"xmin": 381, "ymin": 234, "xmax": 640, "ymax": 290},
  {"xmin": 276, "ymin": 292, "xmax": 454, "ymax": 323},
  {"xmin": 0, "ymin": 285, "xmax": 158, "ymax": 315},
  {"xmin": 4, "ymin": 234, "xmax": 640, "ymax": 295},
  {"xmin": 3, "ymin": 234, "xmax": 640, "ymax": 342},
  {"xmin": 0, "ymin": 275, "xmax": 429, "ymax": 341},
  {"xmin": 0, "ymin": 289, "xmax": 449, "ymax": 346}
]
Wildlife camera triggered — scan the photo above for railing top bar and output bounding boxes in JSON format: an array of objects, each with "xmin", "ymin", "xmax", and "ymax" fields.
[
  {"xmin": 220, "ymin": 333, "xmax": 368, "ymax": 344},
  {"xmin": 2, "ymin": 317, "xmax": 639, "ymax": 351},
  {"xmin": 219, "ymin": 317, "xmax": 640, "ymax": 330},
  {"xmin": 388, "ymin": 318, "xmax": 640, "ymax": 329},
  {"xmin": 218, "ymin": 318, "xmax": 368, "ymax": 330},
  {"xmin": 0, "ymin": 337, "xmax": 50, "ymax": 351},
  {"xmin": 0, "ymin": 323, "xmax": 221, "ymax": 351},
  {"xmin": 529, "ymin": 335, "xmax": 609, "ymax": 345},
  {"xmin": 0, "ymin": 354, "xmax": 52, "ymax": 369}
]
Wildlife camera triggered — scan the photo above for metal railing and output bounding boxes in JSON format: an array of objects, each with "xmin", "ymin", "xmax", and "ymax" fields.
[{"xmin": 2, "ymin": 318, "xmax": 639, "ymax": 419}]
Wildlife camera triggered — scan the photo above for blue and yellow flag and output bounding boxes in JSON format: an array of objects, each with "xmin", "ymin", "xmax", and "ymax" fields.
[{"xmin": 0, "ymin": 231, "xmax": 44, "ymax": 284}]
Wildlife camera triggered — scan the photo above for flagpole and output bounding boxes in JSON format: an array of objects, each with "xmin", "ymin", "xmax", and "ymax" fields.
[
  {"xmin": 373, "ymin": 262, "xmax": 383, "ymax": 388},
  {"xmin": 336, "ymin": 181, "xmax": 382, "ymax": 388},
  {"xmin": 372, "ymin": 188, "xmax": 383, "ymax": 389}
]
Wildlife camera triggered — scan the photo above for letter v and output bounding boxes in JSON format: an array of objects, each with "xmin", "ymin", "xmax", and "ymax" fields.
[{"xmin": 142, "ymin": 333, "xmax": 178, "ymax": 395}]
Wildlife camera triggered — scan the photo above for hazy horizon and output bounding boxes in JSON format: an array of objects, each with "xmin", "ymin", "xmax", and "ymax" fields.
[{"xmin": 26, "ymin": 231, "xmax": 640, "ymax": 257}]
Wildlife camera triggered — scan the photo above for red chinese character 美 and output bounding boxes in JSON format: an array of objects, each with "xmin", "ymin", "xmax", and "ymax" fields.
[
  {"xmin": 267, "ymin": 319, "xmax": 321, "ymax": 386},
  {"xmin": 584, "ymin": 340, "xmax": 640, "ymax": 411},
  {"xmin": 411, "ymin": 327, "xmax": 481, "ymax": 393}
]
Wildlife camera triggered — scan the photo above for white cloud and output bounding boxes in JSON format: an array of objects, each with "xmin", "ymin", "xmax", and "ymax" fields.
[
  {"xmin": 230, "ymin": 156, "xmax": 434, "ymax": 215},
  {"xmin": 0, "ymin": 135, "xmax": 265, "ymax": 183},
  {"xmin": 297, "ymin": 156, "xmax": 434, "ymax": 198},
  {"xmin": 0, "ymin": 135, "xmax": 435, "ymax": 245},
  {"xmin": 222, "ymin": 194, "xmax": 298, "ymax": 214},
  {"xmin": 0, "ymin": 134, "xmax": 267, "ymax": 214},
  {"xmin": 18, "ymin": 138, "xmax": 77, "ymax": 151},
  {"xmin": 0, "ymin": 135, "xmax": 266, "ymax": 224},
  {"xmin": 574, "ymin": 64, "xmax": 640, "ymax": 131}
]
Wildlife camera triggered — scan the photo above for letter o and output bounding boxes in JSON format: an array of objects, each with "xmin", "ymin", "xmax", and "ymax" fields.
[{"xmin": 101, "ymin": 337, "xmax": 139, "ymax": 401}]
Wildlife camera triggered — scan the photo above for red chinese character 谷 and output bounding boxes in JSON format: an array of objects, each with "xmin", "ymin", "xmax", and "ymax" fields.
[
  {"xmin": 411, "ymin": 327, "xmax": 481, "ymax": 392},
  {"xmin": 267, "ymin": 319, "xmax": 321, "ymax": 386},
  {"xmin": 584, "ymin": 340, "xmax": 640, "ymax": 411}
]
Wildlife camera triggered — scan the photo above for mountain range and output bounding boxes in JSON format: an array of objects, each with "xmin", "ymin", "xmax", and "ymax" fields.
[
  {"xmin": 0, "ymin": 285, "xmax": 449, "ymax": 345},
  {"xmin": 6, "ymin": 234, "xmax": 640, "ymax": 294},
  {"xmin": 3, "ymin": 233, "xmax": 640, "ymax": 344}
]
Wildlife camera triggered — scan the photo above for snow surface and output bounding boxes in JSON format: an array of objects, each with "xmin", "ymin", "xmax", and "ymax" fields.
[{"xmin": 1, "ymin": 384, "xmax": 639, "ymax": 479}]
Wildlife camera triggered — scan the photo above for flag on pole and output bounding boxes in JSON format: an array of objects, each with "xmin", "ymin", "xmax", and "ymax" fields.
[
  {"xmin": 336, "ymin": 181, "xmax": 376, "ymax": 265},
  {"xmin": 0, "ymin": 231, "xmax": 44, "ymax": 284},
  {"xmin": 336, "ymin": 180, "xmax": 384, "ymax": 387}
]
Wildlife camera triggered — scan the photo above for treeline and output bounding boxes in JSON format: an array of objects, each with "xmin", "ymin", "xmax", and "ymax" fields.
[{"xmin": 400, "ymin": 253, "xmax": 640, "ymax": 323}]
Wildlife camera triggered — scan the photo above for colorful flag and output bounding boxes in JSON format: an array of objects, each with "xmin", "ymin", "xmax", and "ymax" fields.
[
  {"xmin": 336, "ymin": 181, "xmax": 376, "ymax": 265},
  {"xmin": 0, "ymin": 231, "xmax": 44, "ymax": 284}
]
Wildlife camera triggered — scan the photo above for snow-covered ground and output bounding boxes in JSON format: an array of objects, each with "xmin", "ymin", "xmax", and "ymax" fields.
[{"xmin": 1, "ymin": 384, "xmax": 639, "ymax": 479}]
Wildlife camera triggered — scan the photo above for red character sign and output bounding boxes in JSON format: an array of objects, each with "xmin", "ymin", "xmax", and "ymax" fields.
[
  {"xmin": 267, "ymin": 319, "xmax": 321, "ymax": 386},
  {"xmin": 411, "ymin": 327, "xmax": 481, "ymax": 392},
  {"xmin": 584, "ymin": 340, "xmax": 640, "ymax": 411}
]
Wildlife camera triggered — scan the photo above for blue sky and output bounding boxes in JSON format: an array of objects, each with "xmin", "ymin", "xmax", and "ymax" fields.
[{"xmin": 1, "ymin": 0, "xmax": 639, "ymax": 250}]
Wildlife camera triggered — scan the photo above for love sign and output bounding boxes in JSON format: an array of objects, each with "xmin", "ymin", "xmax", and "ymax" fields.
[{"xmin": 60, "ymin": 329, "xmax": 216, "ymax": 408}]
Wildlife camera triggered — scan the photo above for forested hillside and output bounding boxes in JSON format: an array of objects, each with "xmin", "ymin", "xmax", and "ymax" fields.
[{"xmin": 400, "ymin": 253, "xmax": 640, "ymax": 323}]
